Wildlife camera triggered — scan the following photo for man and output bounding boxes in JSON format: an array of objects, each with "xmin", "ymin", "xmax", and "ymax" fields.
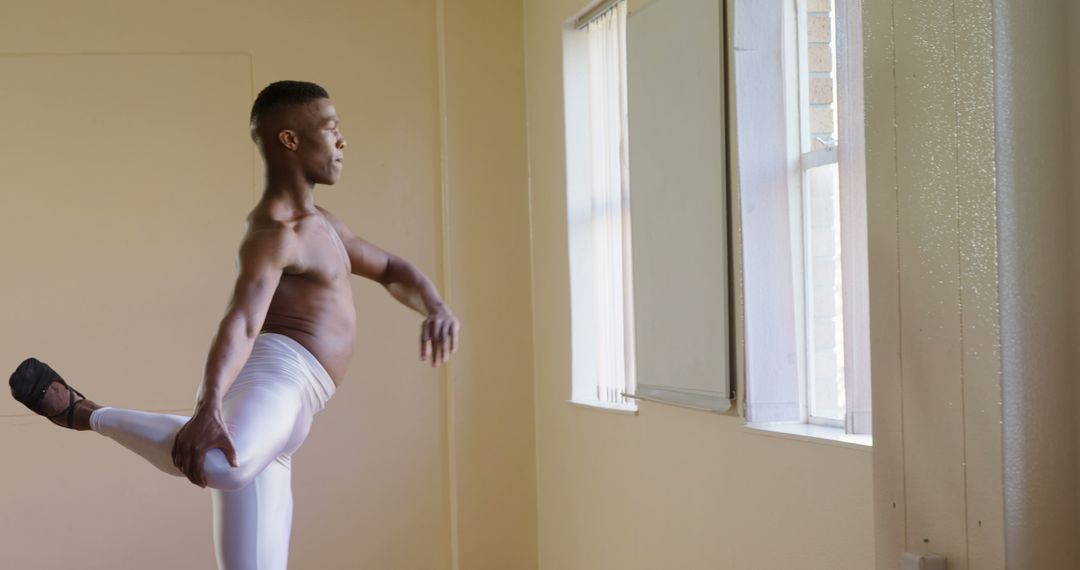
[{"xmin": 8, "ymin": 80, "xmax": 460, "ymax": 569}]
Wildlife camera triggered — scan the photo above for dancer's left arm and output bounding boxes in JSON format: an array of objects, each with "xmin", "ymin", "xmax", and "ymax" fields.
[{"xmin": 317, "ymin": 206, "xmax": 461, "ymax": 367}]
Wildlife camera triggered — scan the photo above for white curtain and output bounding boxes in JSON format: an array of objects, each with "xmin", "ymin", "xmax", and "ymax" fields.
[{"xmin": 586, "ymin": 1, "xmax": 635, "ymax": 406}]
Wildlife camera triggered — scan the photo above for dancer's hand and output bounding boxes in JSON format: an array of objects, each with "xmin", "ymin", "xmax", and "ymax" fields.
[
  {"xmin": 171, "ymin": 405, "xmax": 239, "ymax": 488},
  {"xmin": 420, "ymin": 306, "xmax": 460, "ymax": 367}
]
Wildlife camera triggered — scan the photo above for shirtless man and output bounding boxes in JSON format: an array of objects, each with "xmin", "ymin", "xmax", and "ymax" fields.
[{"xmin": 8, "ymin": 80, "xmax": 460, "ymax": 569}]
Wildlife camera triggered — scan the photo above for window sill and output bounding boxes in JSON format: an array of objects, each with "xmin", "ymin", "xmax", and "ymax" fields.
[
  {"xmin": 742, "ymin": 421, "xmax": 872, "ymax": 450},
  {"xmin": 567, "ymin": 399, "xmax": 639, "ymax": 415},
  {"xmin": 625, "ymin": 385, "xmax": 732, "ymax": 414}
]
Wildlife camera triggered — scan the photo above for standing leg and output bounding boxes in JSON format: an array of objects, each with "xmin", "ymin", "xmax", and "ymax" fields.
[
  {"xmin": 207, "ymin": 377, "xmax": 314, "ymax": 570},
  {"xmin": 211, "ymin": 460, "xmax": 295, "ymax": 570}
]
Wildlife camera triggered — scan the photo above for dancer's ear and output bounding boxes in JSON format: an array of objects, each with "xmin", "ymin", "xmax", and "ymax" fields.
[{"xmin": 277, "ymin": 129, "xmax": 299, "ymax": 152}]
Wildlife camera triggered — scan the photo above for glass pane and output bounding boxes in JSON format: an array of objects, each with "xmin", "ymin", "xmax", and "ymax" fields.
[{"xmin": 805, "ymin": 162, "xmax": 845, "ymax": 422}]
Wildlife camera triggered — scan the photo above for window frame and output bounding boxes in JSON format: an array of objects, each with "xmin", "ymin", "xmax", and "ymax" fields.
[
  {"xmin": 792, "ymin": 0, "xmax": 846, "ymax": 429},
  {"xmin": 738, "ymin": 0, "xmax": 871, "ymax": 438}
]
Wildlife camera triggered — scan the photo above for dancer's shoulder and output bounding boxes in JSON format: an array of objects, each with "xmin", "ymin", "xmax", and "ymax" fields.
[{"xmin": 235, "ymin": 221, "xmax": 299, "ymax": 274}]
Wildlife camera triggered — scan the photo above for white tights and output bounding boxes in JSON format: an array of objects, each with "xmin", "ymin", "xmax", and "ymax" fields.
[{"xmin": 88, "ymin": 333, "xmax": 336, "ymax": 570}]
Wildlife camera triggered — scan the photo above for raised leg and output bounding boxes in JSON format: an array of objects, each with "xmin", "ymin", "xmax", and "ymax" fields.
[
  {"xmin": 12, "ymin": 355, "xmax": 318, "ymax": 570},
  {"xmin": 89, "ymin": 378, "xmax": 308, "ymax": 491},
  {"xmin": 89, "ymin": 407, "xmax": 190, "ymax": 477}
]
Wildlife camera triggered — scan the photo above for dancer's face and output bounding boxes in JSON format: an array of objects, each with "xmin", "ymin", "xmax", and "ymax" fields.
[
  {"xmin": 289, "ymin": 98, "xmax": 347, "ymax": 186},
  {"xmin": 257, "ymin": 97, "xmax": 348, "ymax": 186}
]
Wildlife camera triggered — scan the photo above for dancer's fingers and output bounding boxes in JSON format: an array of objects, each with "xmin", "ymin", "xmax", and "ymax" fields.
[
  {"xmin": 182, "ymin": 452, "xmax": 194, "ymax": 485},
  {"xmin": 421, "ymin": 321, "xmax": 435, "ymax": 361},
  {"xmin": 222, "ymin": 438, "xmax": 239, "ymax": 468},
  {"xmin": 186, "ymin": 449, "xmax": 202, "ymax": 486},
  {"xmin": 423, "ymin": 317, "xmax": 436, "ymax": 367},
  {"xmin": 196, "ymin": 450, "xmax": 206, "ymax": 487},
  {"xmin": 171, "ymin": 425, "xmax": 185, "ymax": 469},
  {"xmin": 177, "ymin": 446, "xmax": 190, "ymax": 480},
  {"xmin": 182, "ymin": 452, "xmax": 196, "ymax": 485},
  {"xmin": 433, "ymin": 322, "xmax": 442, "ymax": 363},
  {"xmin": 432, "ymin": 323, "xmax": 442, "ymax": 365},
  {"xmin": 440, "ymin": 322, "xmax": 451, "ymax": 363}
]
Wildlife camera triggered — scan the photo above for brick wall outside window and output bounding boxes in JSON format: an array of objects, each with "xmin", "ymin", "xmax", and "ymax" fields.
[{"xmin": 804, "ymin": 0, "xmax": 846, "ymax": 421}]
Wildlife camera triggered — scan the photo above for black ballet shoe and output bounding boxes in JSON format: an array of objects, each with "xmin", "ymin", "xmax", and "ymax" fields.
[{"xmin": 9, "ymin": 357, "xmax": 85, "ymax": 429}]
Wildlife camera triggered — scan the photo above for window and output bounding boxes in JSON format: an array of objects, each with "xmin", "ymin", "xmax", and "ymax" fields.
[
  {"xmin": 738, "ymin": 0, "xmax": 870, "ymax": 436},
  {"xmin": 797, "ymin": 0, "xmax": 846, "ymax": 427},
  {"xmin": 563, "ymin": 0, "xmax": 637, "ymax": 412},
  {"xmin": 564, "ymin": 0, "xmax": 730, "ymax": 414}
]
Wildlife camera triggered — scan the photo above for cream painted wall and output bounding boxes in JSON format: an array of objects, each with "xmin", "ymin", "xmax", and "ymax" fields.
[
  {"xmin": 0, "ymin": 2, "xmax": 518, "ymax": 565},
  {"xmin": 11, "ymin": 0, "xmax": 1077, "ymax": 568},
  {"xmin": 1073, "ymin": 0, "xmax": 1080, "ymax": 549},
  {"xmin": 524, "ymin": 1, "xmax": 874, "ymax": 569},
  {"xmin": 996, "ymin": 0, "xmax": 1080, "ymax": 568},
  {"xmin": 865, "ymin": 0, "xmax": 1080, "ymax": 568},
  {"xmin": 437, "ymin": 0, "xmax": 539, "ymax": 568},
  {"xmin": 863, "ymin": 0, "xmax": 1006, "ymax": 568}
]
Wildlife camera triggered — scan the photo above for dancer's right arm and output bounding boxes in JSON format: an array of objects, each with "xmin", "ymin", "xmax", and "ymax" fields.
[
  {"xmin": 172, "ymin": 227, "xmax": 295, "ymax": 487},
  {"xmin": 196, "ymin": 228, "xmax": 295, "ymax": 408}
]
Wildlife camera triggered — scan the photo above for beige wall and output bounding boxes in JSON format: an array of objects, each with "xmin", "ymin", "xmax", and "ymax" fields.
[
  {"xmin": 0, "ymin": 1, "xmax": 537, "ymax": 568},
  {"xmin": 524, "ymin": 1, "xmax": 874, "ymax": 569},
  {"xmin": 863, "ymin": 0, "xmax": 1004, "ymax": 568},
  {"xmin": 8, "ymin": 0, "xmax": 1079, "ymax": 569},
  {"xmin": 1074, "ymin": 0, "xmax": 1080, "ymax": 551},
  {"xmin": 865, "ymin": 0, "xmax": 1080, "ymax": 568},
  {"xmin": 438, "ymin": 0, "xmax": 539, "ymax": 568},
  {"xmin": 996, "ymin": 0, "xmax": 1080, "ymax": 568}
]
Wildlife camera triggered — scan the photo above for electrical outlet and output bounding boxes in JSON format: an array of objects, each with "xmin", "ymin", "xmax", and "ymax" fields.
[{"xmin": 901, "ymin": 552, "xmax": 947, "ymax": 570}]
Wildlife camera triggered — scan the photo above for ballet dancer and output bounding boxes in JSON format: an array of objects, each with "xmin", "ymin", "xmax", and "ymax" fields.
[{"xmin": 8, "ymin": 80, "xmax": 460, "ymax": 570}]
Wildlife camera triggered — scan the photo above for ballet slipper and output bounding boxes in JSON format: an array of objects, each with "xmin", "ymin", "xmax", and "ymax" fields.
[{"xmin": 9, "ymin": 357, "xmax": 86, "ymax": 429}]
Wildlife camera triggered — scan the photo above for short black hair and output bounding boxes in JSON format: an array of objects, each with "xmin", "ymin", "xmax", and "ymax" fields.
[{"xmin": 249, "ymin": 80, "xmax": 329, "ymax": 128}]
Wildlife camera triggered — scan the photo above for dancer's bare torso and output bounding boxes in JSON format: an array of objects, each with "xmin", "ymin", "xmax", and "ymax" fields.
[{"xmin": 247, "ymin": 202, "xmax": 356, "ymax": 386}]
